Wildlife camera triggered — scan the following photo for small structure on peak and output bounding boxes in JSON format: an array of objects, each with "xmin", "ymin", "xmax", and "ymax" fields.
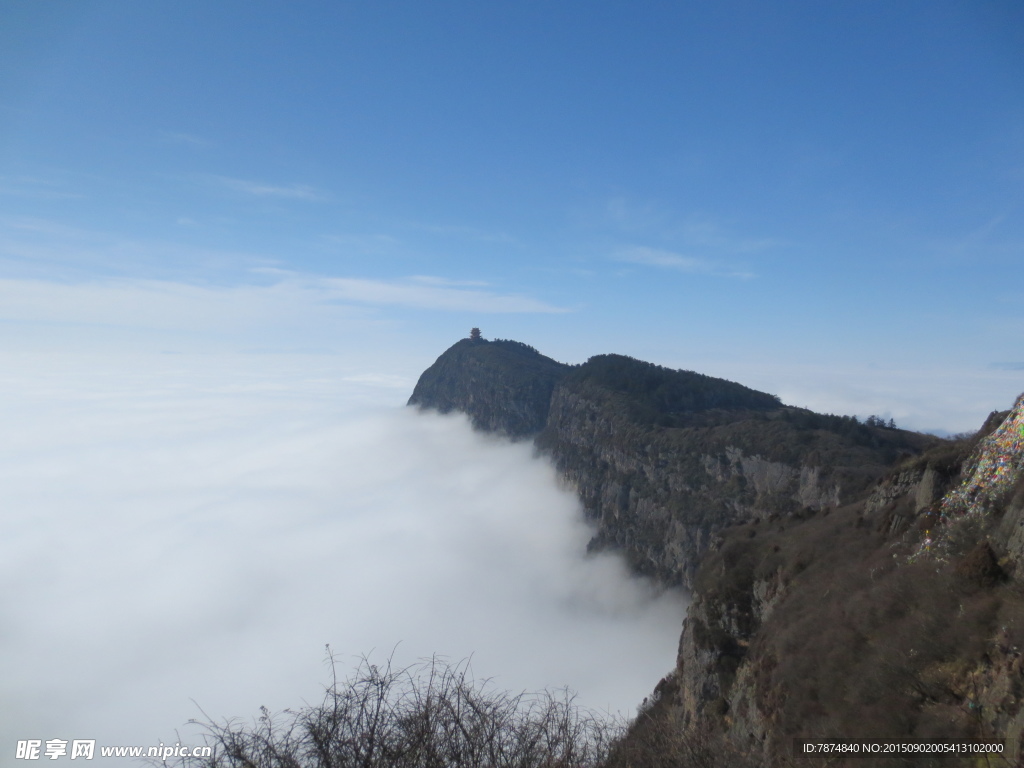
[{"xmin": 469, "ymin": 327, "xmax": 482, "ymax": 341}]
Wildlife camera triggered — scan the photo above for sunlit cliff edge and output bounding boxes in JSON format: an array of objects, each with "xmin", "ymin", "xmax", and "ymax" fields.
[{"xmin": 410, "ymin": 333, "xmax": 1024, "ymax": 766}]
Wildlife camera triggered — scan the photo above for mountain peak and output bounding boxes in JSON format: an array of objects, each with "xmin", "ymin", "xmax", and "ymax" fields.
[{"xmin": 408, "ymin": 337, "xmax": 570, "ymax": 438}]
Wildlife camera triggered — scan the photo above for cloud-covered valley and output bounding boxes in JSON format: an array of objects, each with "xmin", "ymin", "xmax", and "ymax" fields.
[{"xmin": 0, "ymin": 352, "xmax": 684, "ymax": 764}]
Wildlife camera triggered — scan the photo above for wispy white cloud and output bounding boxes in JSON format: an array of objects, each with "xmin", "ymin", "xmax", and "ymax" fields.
[
  {"xmin": 613, "ymin": 246, "xmax": 709, "ymax": 272},
  {"xmin": 0, "ymin": 272, "xmax": 567, "ymax": 353},
  {"xmin": 322, "ymin": 276, "xmax": 569, "ymax": 313},
  {"xmin": 206, "ymin": 175, "xmax": 327, "ymax": 201},
  {"xmin": 0, "ymin": 216, "xmax": 98, "ymax": 239},
  {"xmin": 0, "ymin": 216, "xmax": 270, "ymax": 279},
  {"xmin": 0, "ymin": 276, "xmax": 363, "ymax": 336},
  {"xmin": 612, "ymin": 246, "xmax": 754, "ymax": 279}
]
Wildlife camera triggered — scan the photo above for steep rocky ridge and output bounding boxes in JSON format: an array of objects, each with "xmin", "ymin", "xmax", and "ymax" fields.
[
  {"xmin": 409, "ymin": 336, "xmax": 937, "ymax": 589},
  {"xmin": 661, "ymin": 397, "xmax": 1024, "ymax": 766}
]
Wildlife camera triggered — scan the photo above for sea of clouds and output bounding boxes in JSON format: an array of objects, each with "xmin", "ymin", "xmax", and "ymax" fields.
[
  {"xmin": 2, "ymin": 263, "xmax": 1013, "ymax": 766},
  {"xmin": 0, "ymin": 350, "xmax": 684, "ymax": 765}
]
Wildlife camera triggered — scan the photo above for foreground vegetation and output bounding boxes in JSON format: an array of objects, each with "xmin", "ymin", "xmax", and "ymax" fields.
[
  {"xmin": 173, "ymin": 653, "xmax": 613, "ymax": 768},
  {"xmin": 170, "ymin": 652, "xmax": 760, "ymax": 768}
]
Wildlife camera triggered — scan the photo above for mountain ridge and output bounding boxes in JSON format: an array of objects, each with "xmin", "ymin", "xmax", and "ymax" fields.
[
  {"xmin": 409, "ymin": 335, "xmax": 937, "ymax": 588},
  {"xmin": 409, "ymin": 333, "xmax": 1024, "ymax": 765}
]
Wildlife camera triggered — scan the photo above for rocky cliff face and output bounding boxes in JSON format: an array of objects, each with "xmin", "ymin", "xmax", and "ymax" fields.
[
  {"xmin": 409, "ymin": 337, "xmax": 1024, "ymax": 765},
  {"xmin": 666, "ymin": 397, "xmax": 1024, "ymax": 766},
  {"xmin": 535, "ymin": 381, "xmax": 862, "ymax": 587},
  {"xmin": 938, "ymin": 396, "xmax": 1024, "ymax": 563}
]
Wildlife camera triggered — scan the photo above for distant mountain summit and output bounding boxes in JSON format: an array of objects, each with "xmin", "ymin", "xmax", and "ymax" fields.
[
  {"xmin": 408, "ymin": 336, "xmax": 570, "ymax": 438},
  {"xmin": 409, "ymin": 335, "xmax": 935, "ymax": 587}
]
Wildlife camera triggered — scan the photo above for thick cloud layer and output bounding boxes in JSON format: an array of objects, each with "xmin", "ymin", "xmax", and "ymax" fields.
[{"xmin": 0, "ymin": 352, "xmax": 684, "ymax": 764}]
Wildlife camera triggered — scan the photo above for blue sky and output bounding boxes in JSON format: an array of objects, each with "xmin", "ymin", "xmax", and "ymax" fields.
[
  {"xmin": 2, "ymin": 0, "xmax": 1024, "ymax": 431},
  {"xmin": 2, "ymin": 3, "xmax": 1024, "ymax": 759}
]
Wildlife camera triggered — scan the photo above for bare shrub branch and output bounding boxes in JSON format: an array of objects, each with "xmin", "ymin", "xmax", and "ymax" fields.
[{"xmin": 171, "ymin": 653, "xmax": 625, "ymax": 768}]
